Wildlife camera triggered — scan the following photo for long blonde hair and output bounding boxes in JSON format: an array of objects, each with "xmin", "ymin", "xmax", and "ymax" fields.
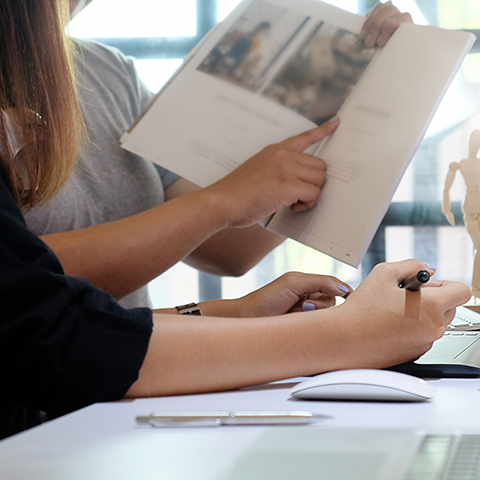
[{"xmin": 0, "ymin": 0, "xmax": 83, "ymax": 211}]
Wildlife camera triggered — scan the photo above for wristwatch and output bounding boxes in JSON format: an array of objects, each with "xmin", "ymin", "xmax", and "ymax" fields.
[{"xmin": 175, "ymin": 302, "xmax": 202, "ymax": 316}]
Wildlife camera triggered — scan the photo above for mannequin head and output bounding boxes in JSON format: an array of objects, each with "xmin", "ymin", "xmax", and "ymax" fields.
[{"xmin": 469, "ymin": 130, "xmax": 480, "ymax": 159}]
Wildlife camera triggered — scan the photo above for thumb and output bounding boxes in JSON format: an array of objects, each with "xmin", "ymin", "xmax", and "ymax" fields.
[{"xmin": 281, "ymin": 116, "xmax": 340, "ymax": 153}]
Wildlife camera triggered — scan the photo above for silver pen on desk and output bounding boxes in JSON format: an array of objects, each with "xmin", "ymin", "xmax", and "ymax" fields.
[{"xmin": 136, "ymin": 410, "xmax": 330, "ymax": 427}]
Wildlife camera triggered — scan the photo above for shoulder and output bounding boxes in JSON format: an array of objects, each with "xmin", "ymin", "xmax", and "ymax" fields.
[
  {"xmin": 73, "ymin": 38, "xmax": 136, "ymax": 72},
  {"xmin": 449, "ymin": 162, "xmax": 461, "ymax": 171},
  {"xmin": 73, "ymin": 39, "xmax": 140, "ymax": 89},
  {"xmin": 72, "ymin": 38, "xmax": 153, "ymax": 114}
]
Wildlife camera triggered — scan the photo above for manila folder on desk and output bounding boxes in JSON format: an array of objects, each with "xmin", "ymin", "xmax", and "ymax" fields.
[{"xmin": 120, "ymin": 0, "xmax": 475, "ymax": 267}]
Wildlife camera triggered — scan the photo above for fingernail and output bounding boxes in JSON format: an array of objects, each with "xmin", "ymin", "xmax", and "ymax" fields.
[
  {"xmin": 337, "ymin": 284, "xmax": 350, "ymax": 294},
  {"xmin": 425, "ymin": 263, "xmax": 436, "ymax": 271},
  {"xmin": 302, "ymin": 302, "xmax": 315, "ymax": 312},
  {"xmin": 358, "ymin": 29, "xmax": 366, "ymax": 40},
  {"xmin": 328, "ymin": 115, "xmax": 339, "ymax": 123},
  {"xmin": 364, "ymin": 34, "xmax": 373, "ymax": 47}
]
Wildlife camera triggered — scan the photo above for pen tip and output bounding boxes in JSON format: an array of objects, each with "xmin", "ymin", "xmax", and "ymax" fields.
[{"xmin": 135, "ymin": 416, "xmax": 151, "ymax": 425}]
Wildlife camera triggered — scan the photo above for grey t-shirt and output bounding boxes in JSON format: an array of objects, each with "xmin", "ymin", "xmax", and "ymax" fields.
[{"xmin": 25, "ymin": 39, "xmax": 179, "ymax": 309}]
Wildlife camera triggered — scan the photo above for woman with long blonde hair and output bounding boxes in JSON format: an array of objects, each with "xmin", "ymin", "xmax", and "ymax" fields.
[{"xmin": 0, "ymin": 0, "xmax": 83, "ymax": 210}]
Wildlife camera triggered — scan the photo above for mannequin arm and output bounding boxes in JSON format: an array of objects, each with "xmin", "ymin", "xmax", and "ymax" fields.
[{"xmin": 442, "ymin": 163, "xmax": 459, "ymax": 226}]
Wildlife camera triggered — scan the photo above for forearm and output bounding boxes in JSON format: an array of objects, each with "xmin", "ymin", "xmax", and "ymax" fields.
[
  {"xmin": 154, "ymin": 271, "xmax": 352, "ymax": 318},
  {"xmin": 41, "ymin": 189, "xmax": 229, "ymax": 300},
  {"xmin": 166, "ymin": 178, "xmax": 284, "ymax": 276},
  {"xmin": 126, "ymin": 308, "xmax": 344, "ymax": 397},
  {"xmin": 127, "ymin": 302, "xmax": 422, "ymax": 398},
  {"xmin": 154, "ymin": 299, "xmax": 258, "ymax": 318},
  {"xmin": 128, "ymin": 307, "xmax": 432, "ymax": 398},
  {"xmin": 183, "ymin": 224, "xmax": 284, "ymax": 276}
]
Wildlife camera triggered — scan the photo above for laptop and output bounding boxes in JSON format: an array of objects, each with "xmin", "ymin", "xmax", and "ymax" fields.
[
  {"xmin": 388, "ymin": 306, "xmax": 480, "ymax": 378},
  {"xmin": 218, "ymin": 427, "xmax": 480, "ymax": 480}
]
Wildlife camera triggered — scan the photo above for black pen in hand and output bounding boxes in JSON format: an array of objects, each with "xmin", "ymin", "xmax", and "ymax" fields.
[{"xmin": 399, "ymin": 270, "xmax": 430, "ymax": 291}]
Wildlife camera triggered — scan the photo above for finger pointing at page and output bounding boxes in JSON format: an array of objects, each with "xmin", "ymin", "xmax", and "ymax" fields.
[
  {"xmin": 279, "ymin": 116, "xmax": 340, "ymax": 153},
  {"xmin": 205, "ymin": 118, "xmax": 340, "ymax": 228}
]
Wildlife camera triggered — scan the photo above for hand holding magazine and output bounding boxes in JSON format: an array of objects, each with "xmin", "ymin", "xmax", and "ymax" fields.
[{"xmin": 121, "ymin": 0, "xmax": 475, "ymax": 267}]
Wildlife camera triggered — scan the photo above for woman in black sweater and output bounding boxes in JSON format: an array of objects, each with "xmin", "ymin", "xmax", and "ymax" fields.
[{"xmin": 0, "ymin": 0, "xmax": 470, "ymax": 440}]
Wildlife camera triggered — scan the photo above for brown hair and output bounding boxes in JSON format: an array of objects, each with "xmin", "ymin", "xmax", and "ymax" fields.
[{"xmin": 0, "ymin": 0, "xmax": 84, "ymax": 211}]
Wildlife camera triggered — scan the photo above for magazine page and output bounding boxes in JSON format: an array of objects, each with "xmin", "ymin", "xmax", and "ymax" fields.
[
  {"xmin": 120, "ymin": 0, "xmax": 370, "ymax": 187},
  {"xmin": 266, "ymin": 23, "xmax": 475, "ymax": 266}
]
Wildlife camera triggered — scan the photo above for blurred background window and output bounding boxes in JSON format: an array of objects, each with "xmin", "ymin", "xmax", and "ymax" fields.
[{"xmin": 68, "ymin": 0, "xmax": 480, "ymax": 307}]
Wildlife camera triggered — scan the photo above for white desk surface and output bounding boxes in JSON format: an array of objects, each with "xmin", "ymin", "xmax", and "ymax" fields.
[{"xmin": 2, "ymin": 377, "xmax": 480, "ymax": 479}]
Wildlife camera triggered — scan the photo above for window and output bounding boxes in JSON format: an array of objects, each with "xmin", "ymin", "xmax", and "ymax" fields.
[{"xmin": 69, "ymin": 0, "xmax": 480, "ymax": 306}]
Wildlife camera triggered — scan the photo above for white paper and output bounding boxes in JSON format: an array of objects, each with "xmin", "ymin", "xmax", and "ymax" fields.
[{"xmin": 121, "ymin": 0, "xmax": 475, "ymax": 267}]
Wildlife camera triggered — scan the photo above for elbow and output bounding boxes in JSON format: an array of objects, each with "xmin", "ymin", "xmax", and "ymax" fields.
[
  {"xmin": 222, "ymin": 264, "xmax": 251, "ymax": 278},
  {"xmin": 205, "ymin": 263, "xmax": 251, "ymax": 278},
  {"xmin": 214, "ymin": 255, "xmax": 260, "ymax": 277},
  {"xmin": 193, "ymin": 259, "xmax": 255, "ymax": 278},
  {"xmin": 184, "ymin": 253, "xmax": 258, "ymax": 278}
]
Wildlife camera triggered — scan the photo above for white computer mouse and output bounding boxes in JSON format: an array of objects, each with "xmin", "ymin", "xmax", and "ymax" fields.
[{"xmin": 290, "ymin": 369, "xmax": 435, "ymax": 402}]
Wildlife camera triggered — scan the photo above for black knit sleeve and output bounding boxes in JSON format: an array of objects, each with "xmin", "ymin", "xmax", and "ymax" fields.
[{"xmin": 0, "ymin": 168, "xmax": 153, "ymax": 437}]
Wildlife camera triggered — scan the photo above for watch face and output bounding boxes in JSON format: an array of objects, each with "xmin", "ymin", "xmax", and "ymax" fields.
[{"xmin": 176, "ymin": 303, "xmax": 202, "ymax": 315}]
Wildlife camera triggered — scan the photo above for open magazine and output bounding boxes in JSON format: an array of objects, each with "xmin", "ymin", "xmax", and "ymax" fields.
[{"xmin": 120, "ymin": 0, "xmax": 475, "ymax": 267}]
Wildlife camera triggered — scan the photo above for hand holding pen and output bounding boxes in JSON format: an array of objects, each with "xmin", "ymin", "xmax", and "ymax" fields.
[{"xmin": 399, "ymin": 269, "xmax": 431, "ymax": 291}]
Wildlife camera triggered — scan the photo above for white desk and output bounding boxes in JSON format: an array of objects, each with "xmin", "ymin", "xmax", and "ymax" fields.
[{"xmin": 1, "ymin": 377, "xmax": 480, "ymax": 479}]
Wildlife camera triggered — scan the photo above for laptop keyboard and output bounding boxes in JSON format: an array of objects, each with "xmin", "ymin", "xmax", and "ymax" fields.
[
  {"xmin": 420, "ymin": 331, "xmax": 480, "ymax": 362},
  {"xmin": 448, "ymin": 307, "xmax": 480, "ymax": 331},
  {"xmin": 419, "ymin": 307, "xmax": 480, "ymax": 362},
  {"xmin": 405, "ymin": 434, "xmax": 480, "ymax": 480}
]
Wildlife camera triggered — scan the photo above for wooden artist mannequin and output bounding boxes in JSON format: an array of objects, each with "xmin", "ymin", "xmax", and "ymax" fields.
[{"xmin": 443, "ymin": 130, "xmax": 480, "ymax": 298}]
